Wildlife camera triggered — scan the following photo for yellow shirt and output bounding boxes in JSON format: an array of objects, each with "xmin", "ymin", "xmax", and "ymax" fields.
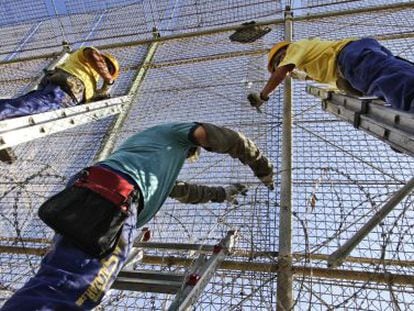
[
  {"xmin": 278, "ymin": 38, "xmax": 355, "ymax": 86},
  {"xmin": 58, "ymin": 47, "xmax": 101, "ymax": 101}
]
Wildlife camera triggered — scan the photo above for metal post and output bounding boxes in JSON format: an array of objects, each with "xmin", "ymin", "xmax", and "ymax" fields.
[
  {"xmin": 277, "ymin": 6, "xmax": 293, "ymax": 311},
  {"xmin": 94, "ymin": 38, "xmax": 159, "ymax": 162},
  {"xmin": 328, "ymin": 177, "xmax": 414, "ymax": 268}
]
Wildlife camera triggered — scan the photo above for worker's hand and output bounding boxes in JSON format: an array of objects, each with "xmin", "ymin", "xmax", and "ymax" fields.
[
  {"xmin": 259, "ymin": 173, "xmax": 274, "ymax": 190},
  {"xmin": 93, "ymin": 89, "xmax": 111, "ymax": 101},
  {"xmin": 94, "ymin": 80, "xmax": 114, "ymax": 101},
  {"xmin": 101, "ymin": 80, "xmax": 114, "ymax": 93},
  {"xmin": 289, "ymin": 69, "xmax": 308, "ymax": 80},
  {"xmin": 224, "ymin": 183, "xmax": 248, "ymax": 205},
  {"xmin": 248, "ymin": 92, "xmax": 268, "ymax": 108}
]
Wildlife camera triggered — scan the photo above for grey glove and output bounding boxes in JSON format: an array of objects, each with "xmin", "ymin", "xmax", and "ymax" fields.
[
  {"xmin": 224, "ymin": 183, "xmax": 248, "ymax": 205},
  {"xmin": 259, "ymin": 173, "xmax": 274, "ymax": 190},
  {"xmin": 248, "ymin": 92, "xmax": 268, "ymax": 108},
  {"xmin": 93, "ymin": 90, "xmax": 111, "ymax": 101},
  {"xmin": 289, "ymin": 69, "xmax": 308, "ymax": 80},
  {"xmin": 94, "ymin": 80, "xmax": 114, "ymax": 101}
]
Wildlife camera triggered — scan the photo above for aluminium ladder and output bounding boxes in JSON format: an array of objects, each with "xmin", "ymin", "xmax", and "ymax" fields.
[
  {"xmin": 0, "ymin": 96, "xmax": 129, "ymax": 163},
  {"xmin": 112, "ymin": 229, "xmax": 238, "ymax": 311},
  {"xmin": 306, "ymin": 83, "xmax": 414, "ymax": 157},
  {"xmin": 0, "ymin": 44, "xmax": 128, "ymax": 163}
]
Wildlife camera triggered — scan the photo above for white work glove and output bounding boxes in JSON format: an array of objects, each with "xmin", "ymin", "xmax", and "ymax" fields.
[
  {"xmin": 247, "ymin": 92, "xmax": 268, "ymax": 108},
  {"xmin": 289, "ymin": 69, "xmax": 308, "ymax": 80},
  {"xmin": 258, "ymin": 174, "xmax": 274, "ymax": 190},
  {"xmin": 224, "ymin": 183, "xmax": 248, "ymax": 205}
]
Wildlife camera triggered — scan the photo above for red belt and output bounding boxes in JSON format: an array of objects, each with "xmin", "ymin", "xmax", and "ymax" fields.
[{"xmin": 74, "ymin": 166, "xmax": 136, "ymax": 208}]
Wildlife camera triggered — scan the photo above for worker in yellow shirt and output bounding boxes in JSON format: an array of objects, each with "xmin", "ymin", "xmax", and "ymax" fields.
[
  {"xmin": 248, "ymin": 38, "xmax": 414, "ymax": 112},
  {"xmin": 0, "ymin": 46, "xmax": 120, "ymax": 121}
]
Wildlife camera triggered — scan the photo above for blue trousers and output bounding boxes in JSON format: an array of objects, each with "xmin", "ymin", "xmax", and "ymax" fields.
[
  {"xmin": 338, "ymin": 38, "xmax": 414, "ymax": 112},
  {"xmin": 1, "ymin": 194, "xmax": 139, "ymax": 311},
  {"xmin": 0, "ymin": 84, "xmax": 75, "ymax": 121}
]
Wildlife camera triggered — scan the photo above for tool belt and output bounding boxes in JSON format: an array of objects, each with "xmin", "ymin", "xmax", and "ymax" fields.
[{"xmin": 38, "ymin": 166, "xmax": 139, "ymax": 258}]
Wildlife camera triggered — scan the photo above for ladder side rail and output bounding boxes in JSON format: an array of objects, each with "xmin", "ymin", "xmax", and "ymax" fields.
[
  {"xmin": 168, "ymin": 230, "xmax": 237, "ymax": 311},
  {"xmin": 0, "ymin": 96, "xmax": 130, "ymax": 150}
]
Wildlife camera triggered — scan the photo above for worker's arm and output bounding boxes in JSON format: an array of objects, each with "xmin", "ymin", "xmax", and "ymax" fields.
[
  {"xmin": 83, "ymin": 48, "xmax": 114, "ymax": 84},
  {"xmin": 84, "ymin": 47, "xmax": 116, "ymax": 100},
  {"xmin": 248, "ymin": 64, "xmax": 294, "ymax": 108},
  {"xmin": 169, "ymin": 181, "xmax": 247, "ymax": 204},
  {"xmin": 192, "ymin": 124, "xmax": 274, "ymax": 189},
  {"xmin": 261, "ymin": 64, "xmax": 295, "ymax": 98}
]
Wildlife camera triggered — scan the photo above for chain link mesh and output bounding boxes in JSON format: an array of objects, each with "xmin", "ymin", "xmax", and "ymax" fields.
[{"xmin": 0, "ymin": 1, "xmax": 413, "ymax": 310}]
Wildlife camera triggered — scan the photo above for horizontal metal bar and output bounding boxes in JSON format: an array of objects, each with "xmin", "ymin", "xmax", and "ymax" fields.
[
  {"xmin": 112, "ymin": 277, "xmax": 182, "ymax": 294},
  {"xmin": 142, "ymin": 255, "xmax": 414, "ymax": 286},
  {"xmin": 2, "ymin": 243, "xmax": 414, "ymax": 268},
  {"xmin": 149, "ymin": 48, "xmax": 268, "ymax": 68},
  {"xmin": 0, "ymin": 96, "xmax": 130, "ymax": 150},
  {"xmin": 294, "ymin": 1, "xmax": 414, "ymax": 23},
  {"xmin": 0, "ymin": 245, "xmax": 47, "ymax": 256},
  {"xmin": 1, "ymin": 2, "xmax": 412, "ymax": 66},
  {"xmin": 118, "ymin": 270, "xmax": 184, "ymax": 283}
]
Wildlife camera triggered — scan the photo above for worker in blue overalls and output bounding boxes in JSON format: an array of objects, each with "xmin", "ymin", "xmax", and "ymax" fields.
[
  {"xmin": 2, "ymin": 122, "xmax": 274, "ymax": 311},
  {"xmin": 248, "ymin": 37, "xmax": 414, "ymax": 113},
  {"xmin": 0, "ymin": 46, "xmax": 120, "ymax": 121}
]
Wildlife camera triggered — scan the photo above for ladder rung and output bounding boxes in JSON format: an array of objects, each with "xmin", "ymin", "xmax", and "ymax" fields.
[
  {"xmin": 306, "ymin": 83, "xmax": 414, "ymax": 156},
  {"xmin": 0, "ymin": 96, "xmax": 130, "ymax": 151},
  {"xmin": 118, "ymin": 270, "xmax": 184, "ymax": 282},
  {"xmin": 113, "ymin": 275, "xmax": 183, "ymax": 294}
]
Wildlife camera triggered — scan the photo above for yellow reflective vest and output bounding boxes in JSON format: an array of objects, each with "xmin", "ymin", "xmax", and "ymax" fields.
[{"xmin": 58, "ymin": 47, "xmax": 101, "ymax": 101}]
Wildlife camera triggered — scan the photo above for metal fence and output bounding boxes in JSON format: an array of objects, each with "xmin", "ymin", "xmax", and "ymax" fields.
[{"xmin": 0, "ymin": 1, "xmax": 413, "ymax": 310}]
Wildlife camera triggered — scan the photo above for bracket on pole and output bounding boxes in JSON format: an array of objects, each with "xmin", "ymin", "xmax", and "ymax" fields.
[{"xmin": 307, "ymin": 83, "xmax": 414, "ymax": 156}]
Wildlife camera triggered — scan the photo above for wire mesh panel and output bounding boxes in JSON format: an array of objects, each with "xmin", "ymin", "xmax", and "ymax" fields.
[{"xmin": 0, "ymin": 0, "xmax": 413, "ymax": 310}]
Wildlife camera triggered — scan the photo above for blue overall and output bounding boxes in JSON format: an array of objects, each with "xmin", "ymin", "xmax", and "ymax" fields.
[
  {"xmin": 1, "ymin": 173, "xmax": 139, "ymax": 311},
  {"xmin": 1, "ymin": 123, "xmax": 199, "ymax": 310},
  {"xmin": 338, "ymin": 38, "xmax": 414, "ymax": 112},
  {"xmin": 0, "ymin": 83, "xmax": 76, "ymax": 121}
]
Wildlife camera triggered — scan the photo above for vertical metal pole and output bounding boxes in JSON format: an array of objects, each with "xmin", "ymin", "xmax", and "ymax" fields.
[
  {"xmin": 277, "ymin": 6, "xmax": 293, "ymax": 311},
  {"xmin": 94, "ymin": 37, "xmax": 159, "ymax": 162},
  {"xmin": 328, "ymin": 177, "xmax": 414, "ymax": 268}
]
